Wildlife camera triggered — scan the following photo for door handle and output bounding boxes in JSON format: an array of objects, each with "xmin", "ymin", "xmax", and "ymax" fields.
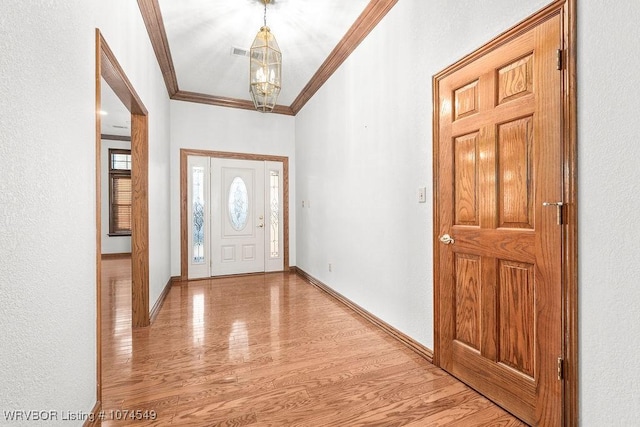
[
  {"xmin": 257, "ymin": 223, "xmax": 264, "ymax": 228},
  {"xmin": 543, "ymin": 201, "xmax": 564, "ymax": 225},
  {"xmin": 439, "ymin": 234, "xmax": 455, "ymax": 245}
]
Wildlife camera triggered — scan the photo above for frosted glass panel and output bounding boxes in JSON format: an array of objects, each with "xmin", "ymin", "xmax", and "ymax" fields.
[
  {"xmin": 269, "ymin": 170, "xmax": 279, "ymax": 258},
  {"xmin": 228, "ymin": 177, "xmax": 249, "ymax": 231},
  {"xmin": 192, "ymin": 167, "xmax": 205, "ymax": 264}
]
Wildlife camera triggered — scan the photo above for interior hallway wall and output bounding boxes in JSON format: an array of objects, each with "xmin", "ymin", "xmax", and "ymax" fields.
[
  {"xmin": 0, "ymin": 0, "xmax": 172, "ymax": 423},
  {"xmin": 295, "ymin": 0, "xmax": 640, "ymax": 424},
  {"xmin": 169, "ymin": 101, "xmax": 296, "ymax": 276}
]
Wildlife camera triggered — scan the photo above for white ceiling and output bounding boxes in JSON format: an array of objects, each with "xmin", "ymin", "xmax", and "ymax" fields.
[
  {"xmin": 100, "ymin": 78, "xmax": 131, "ymax": 137},
  {"xmin": 100, "ymin": 0, "xmax": 387, "ymax": 126},
  {"xmin": 159, "ymin": 0, "xmax": 370, "ymax": 106}
]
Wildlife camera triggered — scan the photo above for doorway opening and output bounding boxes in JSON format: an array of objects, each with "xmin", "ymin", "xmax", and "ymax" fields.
[{"xmin": 95, "ymin": 29, "xmax": 150, "ymax": 407}]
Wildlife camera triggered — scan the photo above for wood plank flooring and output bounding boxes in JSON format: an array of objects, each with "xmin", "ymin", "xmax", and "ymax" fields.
[{"xmin": 100, "ymin": 258, "xmax": 526, "ymax": 426}]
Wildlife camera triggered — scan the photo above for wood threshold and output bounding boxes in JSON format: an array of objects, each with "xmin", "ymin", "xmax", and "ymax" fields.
[
  {"xmin": 180, "ymin": 149, "xmax": 290, "ymax": 281},
  {"xmin": 296, "ymin": 268, "xmax": 433, "ymax": 364},
  {"xmin": 137, "ymin": 0, "xmax": 398, "ymax": 116}
]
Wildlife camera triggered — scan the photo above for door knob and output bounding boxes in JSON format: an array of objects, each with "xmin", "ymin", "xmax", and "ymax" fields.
[
  {"xmin": 257, "ymin": 223, "xmax": 264, "ymax": 228},
  {"xmin": 439, "ymin": 234, "xmax": 455, "ymax": 245}
]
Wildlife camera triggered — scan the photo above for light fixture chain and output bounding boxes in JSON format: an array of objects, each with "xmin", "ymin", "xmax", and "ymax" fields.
[{"xmin": 263, "ymin": 0, "xmax": 267, "ymax": 27}]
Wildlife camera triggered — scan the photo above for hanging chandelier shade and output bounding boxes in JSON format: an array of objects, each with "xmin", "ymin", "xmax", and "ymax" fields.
[{"xmin": 249, "ymin": 2, "xmax": 281, "ymax": 112}]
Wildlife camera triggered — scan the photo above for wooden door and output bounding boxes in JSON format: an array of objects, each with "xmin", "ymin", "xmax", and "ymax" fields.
[{"xmin": 434, "ymin": 13, "xmax": 563, "ymax": 426}]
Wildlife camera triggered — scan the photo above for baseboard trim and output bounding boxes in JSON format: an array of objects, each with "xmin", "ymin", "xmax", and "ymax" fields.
[
  {"xmin": 100, "ymin": 252, "xmax": 131, "ymax": 260},
  {"xmin": 149, "ymin": 276, "xmax": 177, "ymax": 323},
  {"xmin": 296, "ymin": 268, "xmax": 433, "ymax": 363},
  {"xmin": 289, "ymin": 266, "xmax": 298, "ymax": 274},
  {"xmin": 83, "ymin": 401, "xmax": 101, "ymax": 427}
]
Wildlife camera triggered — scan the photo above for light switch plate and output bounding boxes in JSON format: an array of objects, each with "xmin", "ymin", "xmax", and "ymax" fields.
[{"xmin": 418, "ymin": 187, "xmax": 427, "ymax": 203}]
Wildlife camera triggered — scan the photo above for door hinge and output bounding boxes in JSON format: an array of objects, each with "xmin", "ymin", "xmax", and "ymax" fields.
[
  {"xmin": 557, "ymin": 357, "xmax": 564, "ymax": 380},
  {"xmin": 556, "ymin": 49, "xmax": 564, "ymax": 70}
]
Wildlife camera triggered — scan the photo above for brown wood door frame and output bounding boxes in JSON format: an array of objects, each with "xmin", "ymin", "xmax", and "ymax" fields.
[
  {"xmin": 180, "ymin": 149, "xmax": 290, "ymax": 280},
  {"xmin": 95, "ymin": 29, "xmax": 150, "ymax": 406},
  {"xmin": 432, "ymin": 0, "xmax": 577, "ymax": 425}
]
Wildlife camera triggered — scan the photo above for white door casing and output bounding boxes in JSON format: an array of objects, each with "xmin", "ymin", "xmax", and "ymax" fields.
[{"xmin": 187, "ymin": 156, "xmax": 284, "ymax": 278}]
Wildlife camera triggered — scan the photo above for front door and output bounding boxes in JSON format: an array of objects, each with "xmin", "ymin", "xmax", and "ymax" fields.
[
  {"xmin": 434, "ymin": 12, "xmax": 563, "ymax": 426},
  {"xmin": 212, "ymin": 158, "xmax": 265, "ymax": 276},
  {"xmin": 187, "ymin": 156, "xmax": 284, "ymax": 278}
]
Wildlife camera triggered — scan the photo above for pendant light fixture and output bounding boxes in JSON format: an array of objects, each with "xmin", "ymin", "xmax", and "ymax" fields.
[{"xmin": 249, "ymin": 0, "xmax": 282, "ymax": 112}]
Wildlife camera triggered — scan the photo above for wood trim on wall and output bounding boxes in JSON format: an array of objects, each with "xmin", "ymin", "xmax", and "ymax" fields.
[
  {"xmin": 136, "ymin": 0, "xmax": 398, "ymax": 116},
  {"xmin": 289, "ymin": 0, "xmax": 399, "ymax": 114},
  {"xmin": 83, "ymin": 401, "xmax": 102, "ymax": 427},
  {"xmin": 94, "ymin": 27, "xmax": 103, "ymax": 413},
  {"xmin": 562, "ymin": 0, "xmax": 578, "ymax": 425},
  {"xmin": 431, "ymin": 1, "xmax": 577, "ymax": 425},
  {"xmin": 172, "ymin": 91, "xmax": 295, "ymax": 116},
  {"xmin": 101, "ymin": 252, "xmax": 132, "ymax": 260},
  {"xmin": 131, "ymin": 114, "xmax": 150, "ymax": 328},
  {"xmin": 180, "ymin": 149, "xmax": 290, "ymax": 281},
  {"xmin": 136, "ymin": 0, "xmax": 178, "ymax": 96},
  {"xmin": 100, "ymin": 32, "xmax": 150, "ymax": 328},
  {"xmin": 101, "ymin": 134, "xmax": 131, "ymax": 142},
  {"xmin": 296, "ymin": 268, "xmax": 433, "ymax": 363},
  {"xmin": 95, "ymin": 27, "xmax": 151, "ymax": 411},
  {"xmin": 149, "ymin": 276, "xmax": 178, "ymax": 323}
]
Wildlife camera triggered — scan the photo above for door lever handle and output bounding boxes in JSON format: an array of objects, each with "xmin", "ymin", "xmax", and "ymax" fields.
[
  {"xmin": 439, "ymin": 234, "xmax": 455, "ymax": 245},
  {"xmin": 543, "ymin": 201, "xmax": 564, "ymax": 225}
]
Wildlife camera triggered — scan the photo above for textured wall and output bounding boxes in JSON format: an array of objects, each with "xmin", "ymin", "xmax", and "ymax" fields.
[
  {"xmin": 169, "ymin": 102, "xmax": 296, "ymax": 275},
  {"xmin": 0, "ymin": 0, "xmax": 171, "ymax": 424},
  {"xmin": 295, "ymin": 0, "xmax": 549, "ymax": 354},
  {"xmin": 578, "ymin": 1, "xmax": 640, "ymax": 424},
  {"xmin": 0, "ymin": 0, "xmax": 99, "ymax": 422},
  {"xmin": 296, "ymin": 0, "xmax": 640, "ymax": 423}
]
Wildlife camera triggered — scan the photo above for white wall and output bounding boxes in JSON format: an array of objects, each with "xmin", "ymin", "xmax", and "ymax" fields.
[
  {"xmin": 295, "ymin": 0, "xmax": 549, "ymax": 355},
  {"xmin": 0, "ymin": 0, "xmax": 171, "ymax": 424},
  {"xmin": 295, "ymin": 0, "xmax": 640, "ymax": 424},
  {"xmin": 100, "ymin": 139, "xmax": 132, "ymax": 254},
  {"xmin": 578, "ymin": 2, "xmax": 640, "ymax": 425},
  {"xmin": 170, "ymin": 101, "xmax": 296, "ymax": 276},
  {"xmin": 96, "ymin": 1, "xmax": 173, "ymax": 307}
]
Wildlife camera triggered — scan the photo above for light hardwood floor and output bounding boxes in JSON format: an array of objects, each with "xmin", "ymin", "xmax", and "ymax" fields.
[{"xmin": 100, "ymin": 257, "xmax": 526, "ymax": 426}]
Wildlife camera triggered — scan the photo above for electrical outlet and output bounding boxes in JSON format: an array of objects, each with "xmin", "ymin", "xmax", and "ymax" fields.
[
  {"xmin": 328, "ymin": 263, "xmax": 332, "ymax": 272},
  {"xmin": 302, "ymin": 200, "xmax": 305, "ymax": 208}
]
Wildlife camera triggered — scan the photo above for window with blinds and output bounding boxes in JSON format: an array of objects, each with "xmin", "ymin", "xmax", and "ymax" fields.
[{"xmin": 109, "ymin": 149, "xmax": 132, "ymax": 236}]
